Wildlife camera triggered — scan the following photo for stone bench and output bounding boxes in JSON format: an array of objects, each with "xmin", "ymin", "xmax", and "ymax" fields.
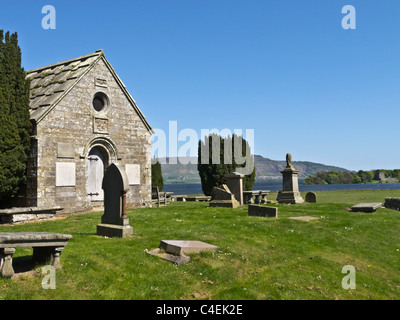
[
  {"xmin": 0, "ymin": 232, "xmax": 72, "ymax": 278},
  {"xmin": 243, "ymin": 190, "xmax": 270, "ymax": 204},
  {"xmin": 0, "ymin": 207, "xmax": 63, "ymax": 225},
  {"xmin": 171, "ymin": 195, "xmax": 187, "ymax": 202}
]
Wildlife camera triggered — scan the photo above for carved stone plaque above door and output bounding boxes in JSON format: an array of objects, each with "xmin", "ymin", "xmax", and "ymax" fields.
[{"xmin": 93, "ymin": 117, "xmax": 109, "ymax": 134}]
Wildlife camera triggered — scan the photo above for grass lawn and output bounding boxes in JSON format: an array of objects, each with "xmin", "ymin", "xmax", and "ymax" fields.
[{"xmin": 1, "ymin": 189, "xmax": 400, "ymax": 300}]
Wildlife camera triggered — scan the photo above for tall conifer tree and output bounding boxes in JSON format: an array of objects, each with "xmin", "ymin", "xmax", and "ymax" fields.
[
  {"xmin": 151, "ymin": 158, "xmax": 164, "ymax": 192},
  {"xmin": 198, "ymin": 134, "xmax": 255, "ymax": 196},
  {"xmin": 0, "ymin": 30, "xmax": 31, "ymax": 204}
]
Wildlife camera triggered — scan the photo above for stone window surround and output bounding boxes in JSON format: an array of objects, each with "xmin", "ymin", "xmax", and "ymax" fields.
[{"xmin": 91, "ymin": 90, "xmax": 110, "ymax": 115}]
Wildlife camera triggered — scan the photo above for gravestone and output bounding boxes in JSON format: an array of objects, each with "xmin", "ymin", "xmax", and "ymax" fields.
[
  {"xmin": 224, "ymin": 172, "xmax": 244, "ymax": 205},
  {"xmin": 97, "ymin": 163, "xmax": 133, "ymax": 238},
  {"xmin": 276, "ymin": 153, "xmax": 304, "ymax": 204},
  {"xmin": 248, "ymin": 205, "xmax": 278, "ymax": 218},
  {"xmin": 305, "ymin": 192, "xmax": 317, "ymax": 203},
  {"xmin": 209, "ymin": 185, "xmax": 239, "ymax": 208}
]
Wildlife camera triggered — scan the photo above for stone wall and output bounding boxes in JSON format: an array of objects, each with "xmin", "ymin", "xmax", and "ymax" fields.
[{"xmin": 27, "ymin": 58, "xmax": 152, "ymax": 213}]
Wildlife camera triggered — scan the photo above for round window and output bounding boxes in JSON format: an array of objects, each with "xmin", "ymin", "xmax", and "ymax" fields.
[{"xmin": 92, "ymin": 92, "xmax": 109, "ymax": 112}]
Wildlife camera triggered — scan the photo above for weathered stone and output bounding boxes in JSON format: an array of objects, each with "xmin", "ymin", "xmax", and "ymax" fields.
[
  {"xmin": 288, "ymin": 216, "xmax": 320, "ymax": 221},
  {"xmin": 243, "ymin": 191, "xmax": 260, "ymax": 204},
  {"xmin": 57, "ymin": 142, "xmax": 74, "ymax": 158},
  {"xmin": 244, "ymin": 190, "xmax": 270, "ymax": 204},
  {"xmin": 276, "ymin": 190, "xmax": 304, "ymax": 204},
  {"xmin": 209, "ymin": 200, "xmax": 239, "ymax": 208},
  {"xmin": 171, "ymin": 195, "xmax": 187, "ymax": 202},
  {"xmin": 125, "ymin": 164, "xmax": 140, "ymax": 185},
  {"xmin": 160, "ymin": 240, "xmax": 219, "ymax": 256},
  {"xmin": 55, "ymin": 162, "xmax": 76, "ymax": 187},
  {"xmin": 305, "ymin": 192, "xmax": 317, "ymax": 203},
  {"xmin": 211, "ymin": 185, "xmax": 233, "ymax": 201},
  {"xmin": 0, "ymin": 248, "xmax": 15, "ymax": 278},
  {"xmin": 209, "ymin": 185, "xmax": 239, "ymax": 208},
  {"xmin": 146, "ymin": 248, "xmax": 191, "ymax": 265},
  {"xmin": 0, "ymin": 207, "xmax": 63, "ymax": 225},
  {"xmin": 248, "ymin": 205, "xmax": 278, "ymax": 218},
  {"xmin": 0, "ymin": 232, "xmax": 72, "ymax": 278},
  {"xmin": 260, "ymin": 190, "xmax": 270, "ymax": 204},
  {"xmin": 224, "ymin": 172, "xmax": 244, "ymax": 205},
  {"xmin": 185, "ymin": 196, "xmax": 210, "ymax": 202},
  {"xmin": 25, "ymin": 50, "xmax": 153, "ymax": 214},
  {"xmin": 0, "ymin": 232, "xmax": 72, "ymax": 245},
  {"xmin": 96, "ymin": 223, "xmax": 133, "ymax": 238},
  {"xmin": 351, "ymin": 203, "xmax": 382, "ymax": 213},
  {"xmin": 147, "ymin": 240, "xmax": 219, "ymax": 265}
]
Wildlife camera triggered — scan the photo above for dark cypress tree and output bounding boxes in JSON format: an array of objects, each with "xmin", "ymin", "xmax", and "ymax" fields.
[
  {"xmin": 151, "ymin": 158, "xmax": 164, "ymax": 192},
  {"xmin": 0, "ymin": 30, "xmax": 32, "ymax": 205},
  {"xmin": 231, "ymin": 133, "xmax": 256, "ymax": 191},
  {"xmin": 198, "ymin": 133, "xmax": 255, "ymax": 196}
]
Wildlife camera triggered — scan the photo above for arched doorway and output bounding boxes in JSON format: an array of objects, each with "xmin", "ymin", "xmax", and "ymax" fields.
[{"xmin": 87, "ymin": 146, "xmax": 109, "ymax": 202}]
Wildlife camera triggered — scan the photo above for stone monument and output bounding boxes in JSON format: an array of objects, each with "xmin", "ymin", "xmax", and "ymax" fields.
[
  {"xmin": 209, "ymin": 184, "xmax": 240, "ymax": 208},
  {"xmin": 224, "ymin": 172, "xmax": 244, "ymax": 205},
  {"xmin": 276, "ymin": 153, "xmax": 304, "ymax": 204},
  {"xmin": 97, "ymin": 163, "xmax": 133, "ymax": 238}
]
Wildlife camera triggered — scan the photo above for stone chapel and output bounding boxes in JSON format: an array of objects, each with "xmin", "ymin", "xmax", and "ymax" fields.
[{"xmin": 25, "ymin": 50, "xmax": 153, "ymax": 213}]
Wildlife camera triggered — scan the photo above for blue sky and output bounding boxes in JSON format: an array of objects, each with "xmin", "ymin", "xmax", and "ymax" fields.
[{"xmin": 1, "ymin": 0, "xmax": 400, "ymax": 171}]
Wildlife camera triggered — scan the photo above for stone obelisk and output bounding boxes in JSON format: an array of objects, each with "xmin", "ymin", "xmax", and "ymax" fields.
[{"xmin": 276, "ymin": 153, "xmax": 304, "ymax": 204}]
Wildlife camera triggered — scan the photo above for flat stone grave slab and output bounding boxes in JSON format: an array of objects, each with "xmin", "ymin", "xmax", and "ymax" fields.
[
  {"xmin": 160, "ymin": 240, "xmax": 219, "ymax": 256},
  {"xmin": 147, "ymin": 240, "xmax": 219, "ymax": 265},
  {"xmin": 351, "ymin": 203, "xmax": 382, "ymax": 213},
  {"xmin": 248, "ymin": 205, "xmax": 278, "ymax": 218},
  {"xmin": 146, "ymin": 248, "xmax": 191, "ymax": 265},
  {"xmin": 186, "ymin": 196, "xmax": 211, "ymax": 202},
  {"xmin": 288, "ymin": 216, "xmax": 320, "ymax": 221}
]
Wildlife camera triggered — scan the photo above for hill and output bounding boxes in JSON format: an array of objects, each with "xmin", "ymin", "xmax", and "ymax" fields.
[{"xmin": 158, "ymin": 155, "xmax": 348, "ymax": 183}]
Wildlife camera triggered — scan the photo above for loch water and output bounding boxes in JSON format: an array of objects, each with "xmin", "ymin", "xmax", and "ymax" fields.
[{"xmin": 163, "ymin": 182, "xmax": 400, "ymax": 195}]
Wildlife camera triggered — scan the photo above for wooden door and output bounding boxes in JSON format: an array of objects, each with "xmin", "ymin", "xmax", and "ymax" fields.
[{"xmin": 87, "ymin": 148, "xmax": 105, "ymax": 201}]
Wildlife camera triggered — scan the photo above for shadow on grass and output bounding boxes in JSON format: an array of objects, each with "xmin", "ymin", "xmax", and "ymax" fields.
[{"xmin": 12, "ymin": 256, "xmax": 36, "ymax": 274}]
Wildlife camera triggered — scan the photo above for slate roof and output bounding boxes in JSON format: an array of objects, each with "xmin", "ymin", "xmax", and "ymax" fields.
[{"xmin": 25, "ymin": 50, "xmax": 152, "ymax": 132}]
